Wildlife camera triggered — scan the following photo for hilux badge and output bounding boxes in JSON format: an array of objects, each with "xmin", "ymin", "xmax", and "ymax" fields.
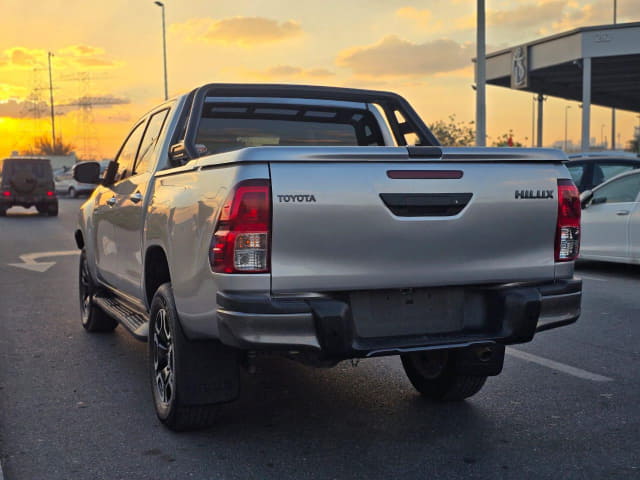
[{"xmin": 515, "ymin": 189, "xmax": 554, "ymax": 199}]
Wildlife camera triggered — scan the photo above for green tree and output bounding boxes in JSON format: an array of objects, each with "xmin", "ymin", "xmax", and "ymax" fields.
[
  {"xmin": 429, "ymin": 115, "xmax": 475, "ymax": 147},
  {"xmin": 32, "ymin": 135, "xmax": 75, "ymax": 156},
  {"xmin": 492, "ymin": 130, "xmax": 524, "ymax": 147}
]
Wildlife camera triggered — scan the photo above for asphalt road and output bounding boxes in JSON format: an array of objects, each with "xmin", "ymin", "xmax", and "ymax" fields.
[{"xmin": 0, "ymin": 199, "xmax": 638, "ymax": 480}]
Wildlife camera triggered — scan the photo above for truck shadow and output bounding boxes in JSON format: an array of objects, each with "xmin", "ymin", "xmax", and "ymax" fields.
[{"xmin": 575, "ymin": 259, "xmax": 640, "ymax": 279}]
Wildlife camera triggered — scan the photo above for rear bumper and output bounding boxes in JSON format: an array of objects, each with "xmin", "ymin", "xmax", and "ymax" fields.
[
  {"xmin": 0, "ymin": 196, "xmax": 57, "ymax": 209},
  {"xmin": 215, "ymin": 278, "xmax": 582, "ymax": 359}
]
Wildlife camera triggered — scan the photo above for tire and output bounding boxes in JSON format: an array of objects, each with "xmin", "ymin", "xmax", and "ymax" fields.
[
  {"xmin": 68, "ymin": 187, "xmax": 77, "ymax": 198},
  {"xmin": 149, "ymin": 283, "xmax": 231, "ymax": 431},
  {"xmin": 10, "ymin": 171, "xmax": 37, "ymax": 194},
  {"xmin": 0, "ymin": 208, "xmax": 6, "ymax": 216},
  {"xmin": 47, "ymin": 202, "xmax": 59, "ymax": 216},
  {"xmin": 79, "ymin": 250, "xmax": 118, "ymax": 332},
  {"xmin": 401, "ymin": 350, "xmax": 487, "ymax": 402}
]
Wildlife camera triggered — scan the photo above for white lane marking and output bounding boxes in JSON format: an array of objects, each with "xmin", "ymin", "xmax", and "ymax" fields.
[
  {"xmin": 8, "ymin": 250, "xmax": 79, "ymax": 273},
  {"xmin": 578, "ymin": 274, "xmax": 610, "ymax": 282},
  {"xmin": 506, "ymin": 347, "xmax": 613, "ymax": 382},
  {"xmin": 0, "ymin": 458, "xmax": 4, "ymax": 480}
]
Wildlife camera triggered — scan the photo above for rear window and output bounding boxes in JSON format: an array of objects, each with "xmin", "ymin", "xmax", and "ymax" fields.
[
  {"xmin": 196, "ymin": 103, "xmax": 385, "ymax": 155},
  {"xmin": 4, "ymin": 159, "xmax": 52, "ymax": 178}
]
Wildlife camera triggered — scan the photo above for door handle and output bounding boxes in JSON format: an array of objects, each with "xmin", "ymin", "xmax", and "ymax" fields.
[
  {"xmin": 106, "ymin": 196, "xmax": 117, "ymax": 207},
  {"xmin": 616, "ymin": 210, "xmax": 630, "ymax": 216},
  {"xmin": 130, "ymin": 192, "xmax": 143, "ymax": 204}
]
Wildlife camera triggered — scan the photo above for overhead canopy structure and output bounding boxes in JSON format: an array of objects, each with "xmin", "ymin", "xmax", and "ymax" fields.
[{"xmin": 482, "ymin": 22, "xmax": 640, "ymax": 150}]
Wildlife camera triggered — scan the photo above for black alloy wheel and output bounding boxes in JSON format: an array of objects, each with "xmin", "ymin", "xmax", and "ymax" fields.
[
  {"xmin": 152, "ymin": 305, "xmax": 175, "ymax": 408},
  {"xmin": 79, "ymin": 250, "xmax": 117, "ymax": 332}
]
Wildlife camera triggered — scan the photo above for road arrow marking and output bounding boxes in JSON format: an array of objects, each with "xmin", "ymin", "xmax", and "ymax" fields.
[{"xmin": 9, "ymin": 250, "xmax": 79, "ymax": 272}]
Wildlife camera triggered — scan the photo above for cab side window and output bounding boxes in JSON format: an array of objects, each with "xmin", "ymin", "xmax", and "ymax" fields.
[
  {"xmin": 600, "ymin": 163, "xmax": 635, "ymax": 183},
  {"xmin": 134, "ymin": 109, "xmax": 170, "ymax": 175},
  {"xmin": 592, "ymin": 174, "xmax": 640, "ymax": 204},
  {"xmin": 114, "ymin": 121, "xmax": 146, "ymax": 182}
]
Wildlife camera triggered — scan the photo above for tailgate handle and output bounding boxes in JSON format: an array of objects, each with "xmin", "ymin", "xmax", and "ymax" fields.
[{"xmin": 380, "ymin": 193, "xmax": 472, "ymax": 217}]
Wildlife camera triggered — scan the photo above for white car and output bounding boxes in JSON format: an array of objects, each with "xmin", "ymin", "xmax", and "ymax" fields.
[
  {"xmin": 580, "ymin": 169, "xmax": 640, "ymax": 264},
  {"xmin": 54, "ymin": 163, "xmax": 98, "ymax": 198}
]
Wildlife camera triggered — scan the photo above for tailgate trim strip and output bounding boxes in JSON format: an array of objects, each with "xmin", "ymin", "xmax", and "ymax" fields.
[{"xmin": 387, "ymin": 170, "xmax": 463, "ymax": 179}]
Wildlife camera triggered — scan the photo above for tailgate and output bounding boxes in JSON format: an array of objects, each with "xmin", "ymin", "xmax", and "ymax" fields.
[{"xmin": 270, "ymin": 161, "xmax": 565, "ymax": 294}]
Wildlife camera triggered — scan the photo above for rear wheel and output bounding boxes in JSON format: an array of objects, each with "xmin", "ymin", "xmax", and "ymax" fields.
[
  {"xmin": 401, "ymin": 350, "xmax": 487, "ymax": 401},
  {"xmin": 149, "ymin": 283, "xmax": 239, "ymax": 431},
  {"xmin": 79, "ymin": 250, "xmax": 117, "ymax": 332},
  {"xmin": 47, "ymin": 202, "xmax": 58, "ymax": 216}
]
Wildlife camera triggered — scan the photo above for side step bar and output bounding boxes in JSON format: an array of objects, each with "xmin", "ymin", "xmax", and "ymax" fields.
[{"xmin": 94, "ymin": 294, "xmax": 149, "ymax": 341}]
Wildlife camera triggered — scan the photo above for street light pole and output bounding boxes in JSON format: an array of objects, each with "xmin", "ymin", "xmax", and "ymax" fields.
[
  {"xmin": 531, "ymin": 96, "xmax": 536, "ymax": 147},
  {"xmin": 564, "ymin": 106, "xmax": 571, "ymax": 151},
  {"xmin": 612, "ymin": 0, "xmax": 617, "ymax": 150},
  {"xmin": 154, "ymin": 1, "xmax": 168, "ymax": 101},
  {"xmin": 475, "ymin": 0, "xmax": 486, "ymax": 146},
  {"xmin": 47, "ymin": 52, "xmax": 56, "ymax": 148}
]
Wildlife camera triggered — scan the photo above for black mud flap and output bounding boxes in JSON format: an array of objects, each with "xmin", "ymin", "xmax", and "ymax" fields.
[{"xmin": 175, "ymin": 322, "xmax": 241, "ymax": 406}]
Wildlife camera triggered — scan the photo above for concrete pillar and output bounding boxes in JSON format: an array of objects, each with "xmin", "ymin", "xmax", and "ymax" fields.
[
  {"xmin": 475, "ymin": 0, "xmax": 486, "ymax": 146},
  {"xmin": 537, "ymin": 94, "xmax": 544, "ymax": 147},
  {"xmin": 612, "ymin": 109, "xmax": 616, "ymax": 150},
  {"xmin": 581, "ymin": 57, "xmax": 591, "ymax": 151}
]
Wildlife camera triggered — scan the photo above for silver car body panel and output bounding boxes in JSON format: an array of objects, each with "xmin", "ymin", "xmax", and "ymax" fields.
[
  {"xmin": 145, "ymin": 162, "xmax": 271, "ymax": 338},
  {"xmin": 269, "ymin": 159, "xmax": 567, "ymax": 293}
]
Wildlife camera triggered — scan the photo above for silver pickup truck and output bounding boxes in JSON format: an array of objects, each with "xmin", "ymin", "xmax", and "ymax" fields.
[{"xmin": 74, "ymin": 84, "xmax": 582, "ymax": 431}]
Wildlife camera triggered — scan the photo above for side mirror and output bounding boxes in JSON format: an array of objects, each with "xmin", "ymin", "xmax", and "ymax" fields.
[
  {"xmin": 73, "ymin": 162, "xmax": 101, "ymax": 184},
  {"xmin": 592, "ymin": 196, "xmax": 607, "ymax": 205},
  {"xmin": 579, "ymin": 190, "xmax": 593, "ymax": 209},
  {"xmin": 169, "ymin": 142, "xmax": 190, "ymax": 166}
]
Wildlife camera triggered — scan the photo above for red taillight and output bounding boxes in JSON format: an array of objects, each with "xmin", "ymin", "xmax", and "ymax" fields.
[
  {"xmin": 210, "ymin": 179, "xmax": 271, "ymax": 273},
  {"xmin": 2, "ymin": 191, "xmax": 10, "ymax": 197},
  {"xmin": 46, "ymin": 191, "xmax": 55, "ymax": 197},
  {"xmin": 555, "ymin": 179, "xmax": 581, "ymax": 262}
]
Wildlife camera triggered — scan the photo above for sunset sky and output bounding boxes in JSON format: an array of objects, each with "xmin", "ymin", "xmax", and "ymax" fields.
[{"xmin": 1, "ymin": 0, "xmax": 639, "ymax": 160}]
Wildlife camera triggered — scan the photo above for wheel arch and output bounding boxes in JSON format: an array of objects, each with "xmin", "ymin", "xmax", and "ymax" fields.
[
  {"xmin": 144, "ymin": 245, "xmax": 172, "ymax": 308},
  {"xmin": 74, "ymin": 229, "xmax": 85, "ymax": 249}
]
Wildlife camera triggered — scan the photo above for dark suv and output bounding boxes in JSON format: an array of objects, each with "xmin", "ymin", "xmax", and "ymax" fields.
[{"xmin": 0, "ymin": 157, "xmax": 59, "ymax": 216}]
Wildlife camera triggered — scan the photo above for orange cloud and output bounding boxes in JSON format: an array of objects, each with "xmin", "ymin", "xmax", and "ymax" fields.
[
  {"xmin": 1, "ymin": 47, "xmax": 46, "ymax": 69},
  {"xmin": 0, "ymin": 99, "xmax": 49, "ymax": 118},
  {"xmin": 171, "ymin": 16, "xmax": 303, "ymax": 47},
  {"xmin": 0, "ymin": 45, "xmax": 121, "ymax": 71},
  {"xmin": 57, "ymin": 45, "xmax": 122, "ymax": 70},
  {"xmin": 337, "ymin": 36, "xmax": 474, "ymax": 78},
  {"xmin": 489, "ymin": 0, "xmax": 566, "ymax": 30},
  {"xmin": 56, "ymin": 94, "xmax": 130, "ymax": 112}
]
